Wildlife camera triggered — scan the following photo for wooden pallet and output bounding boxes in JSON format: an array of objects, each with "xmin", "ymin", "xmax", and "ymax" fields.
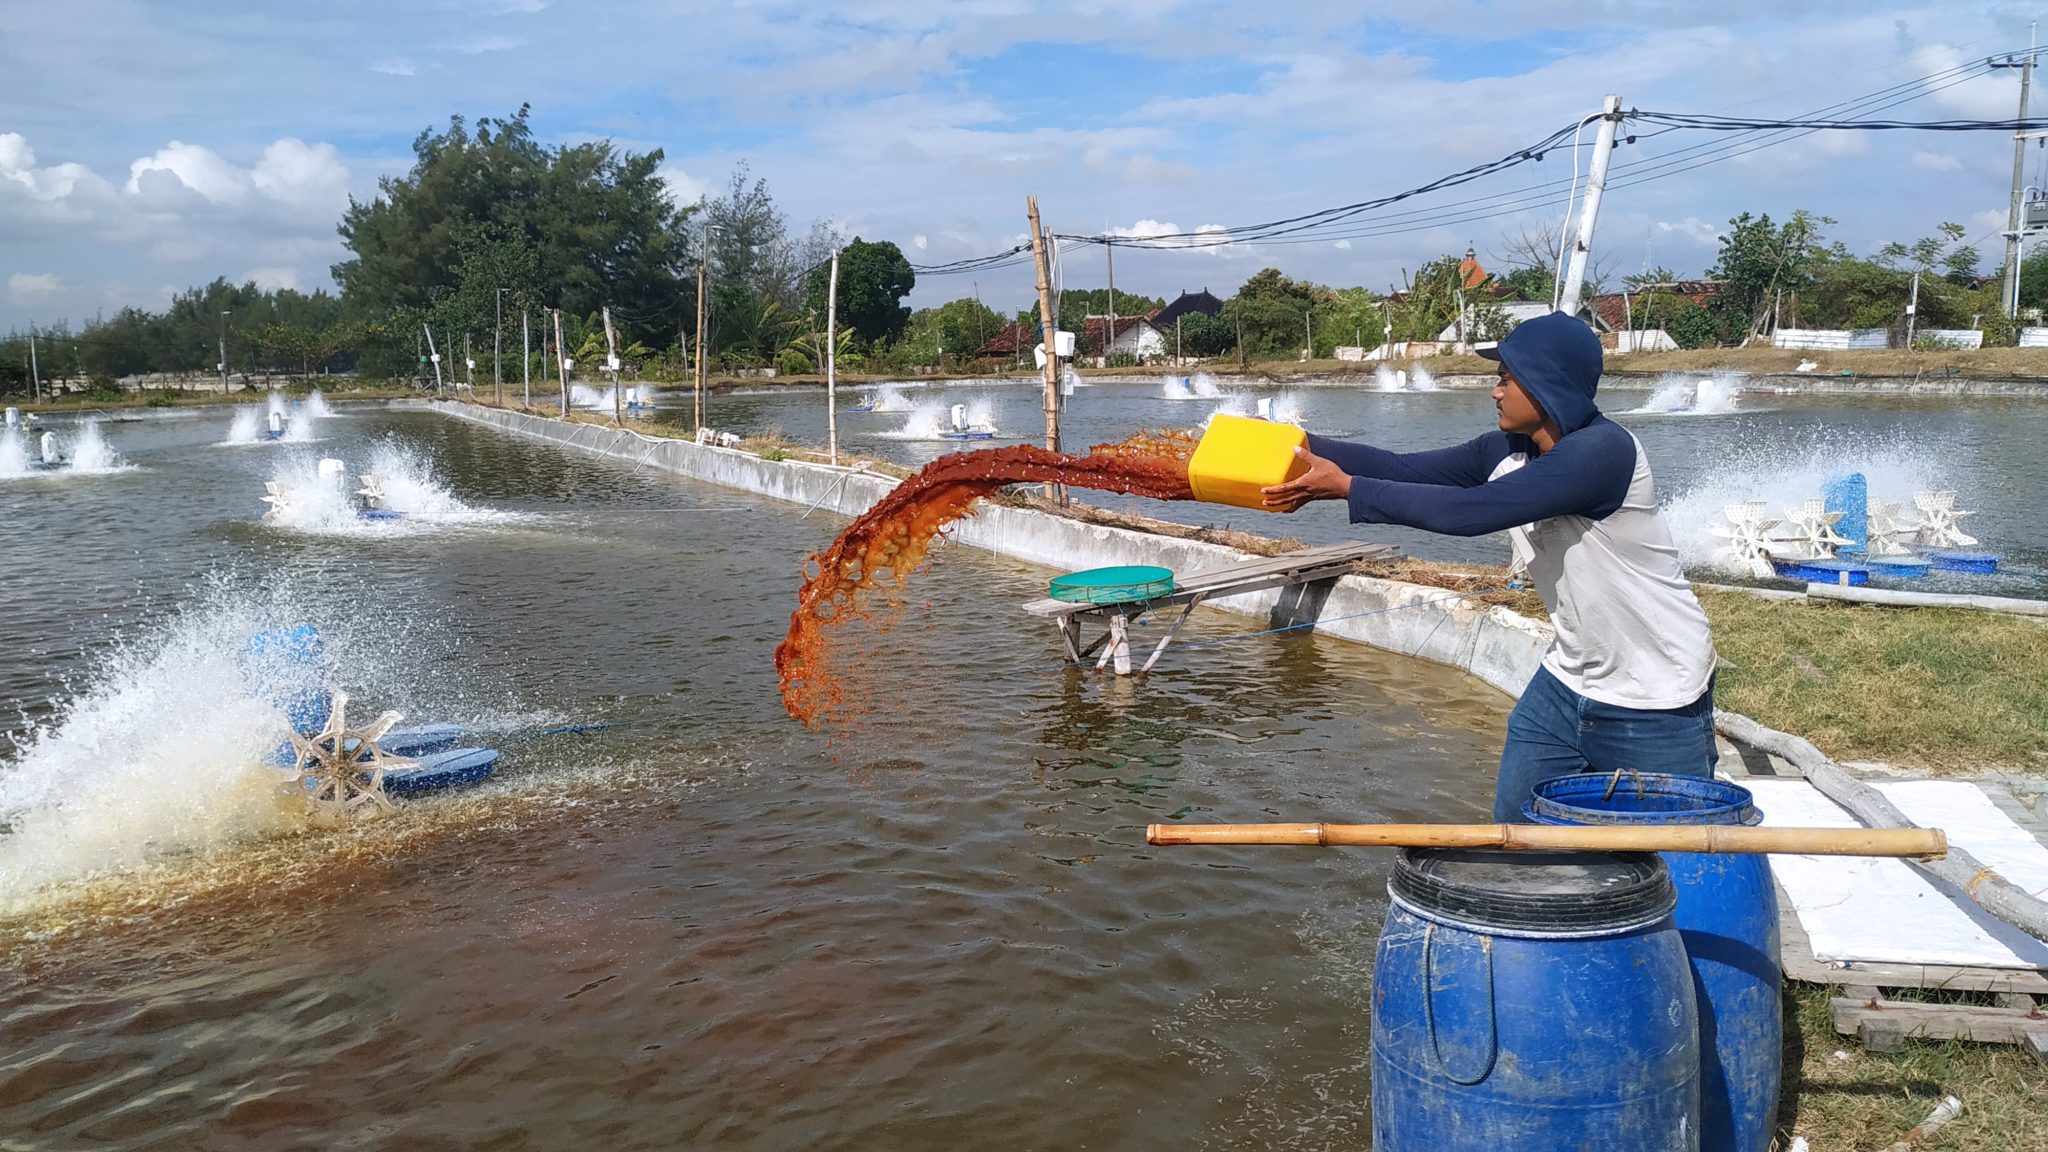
[
  {"xmin": 1776, "ymin": 880, "xmax": 2048, "ymax": 1061},
  {"xmin": 1020, "ymin": 541, "xmax": 1397, "ymax": 674}
]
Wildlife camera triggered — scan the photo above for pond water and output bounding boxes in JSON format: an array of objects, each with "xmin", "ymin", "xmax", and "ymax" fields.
[
  {"xmin": 675, "ymin": 375, "xmax": 2048, "ymax": 591},
  {"xmin": 0, "ymin": 406, "xmax": 1509, "ymax": 1149}
]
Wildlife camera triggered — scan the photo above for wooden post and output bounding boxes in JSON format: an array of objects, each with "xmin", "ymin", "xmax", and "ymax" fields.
[
  {"xmin": 553, "ymin": 309, "xmax": 568, "ymax": 417},
  {"xmin": 521, "ymin": 308, "xmax": 530, "ymax": 409},
  {"xmin": 602, "ymin": 305, "xmax": 621, "ymax": 425},
  {"xmin": 694, "ymin": 256, "xmax": 709, "ymax": 434},
  {"xmin": 826, "ymin": 248, "xmax": 840, "ymax": 466},
  {"xmin": 1026, "ymin": 196, "xmax": 1063, "ymax": 503}
]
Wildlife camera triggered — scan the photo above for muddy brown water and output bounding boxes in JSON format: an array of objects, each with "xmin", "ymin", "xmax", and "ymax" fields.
[{"xmin": 0, "ymin": 406, "xmax": 1507, "ymax": 1149}]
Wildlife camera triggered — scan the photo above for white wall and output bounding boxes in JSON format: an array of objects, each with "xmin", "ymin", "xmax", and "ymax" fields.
[{"xmin": 1772, "ymin": 328, "xmax": 1891, "ymax": 350}]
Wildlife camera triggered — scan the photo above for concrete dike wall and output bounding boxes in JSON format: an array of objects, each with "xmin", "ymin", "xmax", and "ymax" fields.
[{"xmin": 432, "ymin": 402, "xmax": 1551, "ymax": 698}]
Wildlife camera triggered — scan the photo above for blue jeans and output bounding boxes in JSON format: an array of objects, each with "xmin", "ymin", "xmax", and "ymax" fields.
[{"xmin": 1494, "ymin": 666, "xmax": 1718, "ymax": 822}]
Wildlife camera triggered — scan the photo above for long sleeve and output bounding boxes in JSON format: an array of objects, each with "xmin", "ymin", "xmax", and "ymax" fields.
[
  {"xmin": 1342, "ymin": 419, "xmax": 1638, "ymax": 536},
  {"xmin": 1305, "ymin": 431, "xmax": 1510, "ymax": 488}
]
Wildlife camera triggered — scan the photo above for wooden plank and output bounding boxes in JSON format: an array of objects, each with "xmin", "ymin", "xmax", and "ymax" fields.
[{"xmin": 1830, "ymin": 996, "xmax": 2048, "ymax": 1049}]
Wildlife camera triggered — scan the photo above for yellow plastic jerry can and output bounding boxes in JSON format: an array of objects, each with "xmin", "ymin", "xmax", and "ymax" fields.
[{"xmin": 1188, "ymin": 414, "xmax": 1309, "ymax": 510}]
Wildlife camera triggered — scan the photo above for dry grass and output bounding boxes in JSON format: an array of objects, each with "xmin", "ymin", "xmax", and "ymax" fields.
[
  {"xmin": 1779, "ymin": 983, "xmax": 2048, "ymax": 1152},
  {"xmin": 1700, "ymin": 591, "xmax": 2048, "ymax": 776}
]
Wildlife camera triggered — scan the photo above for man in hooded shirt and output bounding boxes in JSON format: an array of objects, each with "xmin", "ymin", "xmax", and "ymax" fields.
[{"xmin": 1261, "ymin": 312, "xmax": 1717, "ymax": 820}]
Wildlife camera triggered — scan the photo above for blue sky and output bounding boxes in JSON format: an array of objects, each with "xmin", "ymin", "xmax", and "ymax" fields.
[{"xmin": 3, "ymin": 1, "xmax": 2042, "ymax": 327}]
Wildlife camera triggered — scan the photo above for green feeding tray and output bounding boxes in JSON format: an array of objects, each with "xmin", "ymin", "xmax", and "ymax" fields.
[{"xmin": 1048, "ymin": 565, "xmax": 1175, "ymax": 605}]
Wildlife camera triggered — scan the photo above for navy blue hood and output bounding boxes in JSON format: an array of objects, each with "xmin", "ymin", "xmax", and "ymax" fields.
[{"xmin": 1481, "ymin": 312, "xmax": 1603, "ymax": 439}]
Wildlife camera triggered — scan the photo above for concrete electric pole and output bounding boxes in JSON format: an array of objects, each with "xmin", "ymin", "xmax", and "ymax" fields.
[{"xmin": 1557, "ymin": 94, "xmax": 1623, "ymax": 320}]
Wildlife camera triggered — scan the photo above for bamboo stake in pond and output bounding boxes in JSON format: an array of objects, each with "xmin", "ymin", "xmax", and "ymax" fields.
[{"xmin": 1146, "ymin": 822, "xmax": 1946, "ymax": 859}]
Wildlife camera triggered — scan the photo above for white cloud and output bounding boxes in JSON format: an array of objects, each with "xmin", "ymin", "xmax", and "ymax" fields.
[
  {"xmin": 914, "ymin": 234, "xmax": 927, "ymax": 249},
  {"xmin": 245, "ymin": 266, "xmax": 301, "ymax": 292},
  {"xmin": 1912, "ymin": 151, "xmax": 1962, "ymax": 172},
  {"xmin": 458, "ymin": 35, "xmax": 519, "ymax": 54},
  {"xmin": 251, "ymin": 139, "xmax": 349, "ymax": 211},
  {"xmin": 127, "ymin": 141, "xmax": 247, "ymax": 204},
  {"xmin": 8, "ymin": 273, "xmax": 61, "ymax": 302},
  {"xmin": 0, "ymin": 133, "xmax": 111, "ymax": 204},
  {"xmin": 656, "ymin": 162, "xmax": 707, "ymax": 207},
  {"xmin": 1333, "ymin": 239, "xmax": 1352, "ymax": 250},
  {"xmin": 370, "ymin": 58, "xmax": 416, "ymax": 76}
]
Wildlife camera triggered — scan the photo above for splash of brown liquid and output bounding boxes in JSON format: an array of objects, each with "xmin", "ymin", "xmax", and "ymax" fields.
[{"xmin": 776, "ymin": 437, "xmax": 1196, "ymax": 727}]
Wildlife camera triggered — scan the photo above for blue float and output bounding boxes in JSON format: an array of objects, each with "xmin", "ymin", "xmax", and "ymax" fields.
[
  {"xmin": 1862, "ymin": 555, "xmax": 1931, "ymax": 578},
  {"xmin": 1769, "ymin": 557, "xmax": 1867, "ymax": 585},
  {"xmin": 1527, "ymin": 774, "xmax": 1781, "ymax": 1152},
  {"xmin": 1372, "ymin": 848, "xmax": 1700, "ymax": 1150},
  {"xmin": 246, "ymin": 625, "xmax": 498, "ymax": 798},
  {"xmin": 1928, "ymin": 551, "xmax": 2000, "ymax": 574}
]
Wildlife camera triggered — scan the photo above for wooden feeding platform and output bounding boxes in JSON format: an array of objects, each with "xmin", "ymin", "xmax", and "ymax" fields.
[{"xmin": 1021, "ymin": 541, "xmax": 1396, "ymax": 674}]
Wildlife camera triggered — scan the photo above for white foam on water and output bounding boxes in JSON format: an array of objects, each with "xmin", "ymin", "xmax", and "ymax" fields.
[
  {"xmin": 0, "ymin": 431, "xmax": 28, "ymax": 478},
  {"xmin": 1662, "ymin": 435, "xmax": 1951, "ymax": 574},
  {"xmin": 224, "ymin": 406, "xmax": 264, "ymax": 445},
  {"xmin": 0, "ymin": 584, "xmax": 314, "ymax": 910},
  {"xmin": 261, "ymin": 440, "xmax": 515, "ymax": 536},
  {"xmin": 1408, "ymin": 365, "xmax": 1440, "ymax": 392},
  {"xmin": 1163, "ymin": 372, "xmax": 1227, "ymax": 400},
  {"xmin": 1629, "ymin": 373, "xmax": 1744, "ymax": 416},
  {"xmin": 570, "ymin": 383, "xmax": 613, "ymax": 409},
  {"xmin": 265, "ymin": 391, "xmax": 288, "ymax": 419},
  {"xmin": 870, "ymin": 383, "xmax": 915, "ymax": 412},
  {"xmin": 301, "ymin": 390, "xmax": 336, "ymax": 419},
  {"xmin": 65, "ymin": 421, "xmax": 129, "ymax": 474}
]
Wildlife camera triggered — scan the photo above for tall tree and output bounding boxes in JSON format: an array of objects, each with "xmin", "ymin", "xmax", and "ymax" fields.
[
  {"xmin": 804, "ymin": 237, "xmax": 914, "ymax": 347},
  {"xmin": 1708, "ymin": 210, "xmax": 1833, "ymax": 341},
  {"xmin": 333, "ymin": 105, "xmax": 693, "ymax": 351}
]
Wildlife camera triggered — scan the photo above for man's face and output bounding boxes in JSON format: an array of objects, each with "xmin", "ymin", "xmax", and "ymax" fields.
[{"xmin": 1492, "ymin": 368, "xmax": 1547, "ymax": 435}]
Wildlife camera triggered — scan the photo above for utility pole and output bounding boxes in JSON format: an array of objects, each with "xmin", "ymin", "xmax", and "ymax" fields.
[
  {"xmin": 554, "ymin": 309, "xmax": 569, "ymax": 417},
  {"xmin": 1304, "ymin": 309, "xmax": 1313, "ymax": 360},
  {"xmin": 28, "ymin": 328, "xmax": 40, "ymax": 402},
  {"xmin": 1105, "ymin": 235, "xmax": 1116, "ymax": 356},
  {"xmin": 521, "ymin": 307, "xmax": 531, "ymax": 408},
  {"xmin": 826, "ymin": 248, "xmax": 840, "ymax": 466},
  {"xmin": 219, "ymin": 310, "xmax": 231, "ymax": 393},
  {"xmin": 1905, "ymin": 270, "xmax": 1921, "ymax": 348},
  {"xmin": 464, "ymin": 333, "xmax": 474, "ymax": 390},
  {"xmin": 1026, "ymin": 196, "xmax": 1064, "ymax": 503},
  {"xmin": 1557, "ymin": 93, "xmax": 1623, "ymax": 319},
  {"xmin": 494, "ymin": 287, "xmax": 505, "ymax": 404},
  {"xmin": 424, "ymin": 324, "xmax": 443, "ymax": 392},
  {"xmin": 1995, "ymin": 28, "xmax": 2037, "ymax": 317},
  {"xmin": 602, "ymin": 305, "xmax": 621, "ymax": 424}
]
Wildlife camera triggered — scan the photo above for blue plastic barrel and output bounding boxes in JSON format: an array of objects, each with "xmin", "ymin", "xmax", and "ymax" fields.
[
  {"xmin": 1373, "ymin": 848, "xmax": 1700, "ymax": 1150},
  {"xmin": 1527, "ymin": 774, "xmax": 1781, "ymax": 1152}
]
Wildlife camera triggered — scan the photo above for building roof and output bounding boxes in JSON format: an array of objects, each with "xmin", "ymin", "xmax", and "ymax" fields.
[
  {"xmin": 1150, "ymin": 289, "xmax": 1224, "ymax": 328},
  {"xmin": 1589, "ymin": 281, "xmax": 1723, "ymax": 332},
  {"xmin": 1458, "ymin": 245, "xmax": 1490, "ymax": 291},
  {"xmin": 974, "ymin": 322, "xmax": 1034, "ymax": 357},
  {"xmin": 1082, "ymin": 315, "xmax": 1160, "ymax": 350}
]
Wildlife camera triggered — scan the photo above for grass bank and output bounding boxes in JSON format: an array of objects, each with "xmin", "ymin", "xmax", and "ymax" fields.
[
  {"xmin": 1701, "ymin": 591, "xmax": 2048, "ymax": 775},
  {"xmin": 13, "ymin": 381, "xmax": 418, "ymax": 414},
  {"xmin": 1780, "ymin": 984, "xmax": 2047, "ymax": 1152}
]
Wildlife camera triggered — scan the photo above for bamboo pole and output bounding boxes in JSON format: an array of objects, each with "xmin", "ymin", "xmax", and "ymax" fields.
[
  {"xmin": 1146, "ymin": 821, "xmax": 1946, "ymax": 858},
  {"xmin": 1716, "ymin": 709, "xmax": 2048, "ymax": 943},
  {"xmin": 1025, "ymin": 196, "xmax": 1063, "ymax": 504}
]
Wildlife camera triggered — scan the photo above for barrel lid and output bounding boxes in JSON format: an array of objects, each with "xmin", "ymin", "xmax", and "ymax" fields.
[
  {"xmin": 1389, "ymin": 848, "xmax": 1675, "ymax": 936},
  {"xmin": 1526, "ymin": 772, "xmax": 1762, "ymax": 827}
]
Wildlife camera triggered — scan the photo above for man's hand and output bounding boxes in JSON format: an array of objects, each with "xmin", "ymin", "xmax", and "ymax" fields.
[{"xmin": 1260, "ymin": 446, "xmax": 1351, "ymax": 513}]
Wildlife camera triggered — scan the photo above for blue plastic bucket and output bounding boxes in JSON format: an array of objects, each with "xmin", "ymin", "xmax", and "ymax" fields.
[
  {"xmin": 1527, "ymin": 774, "xmax": 1781, "ymax": 1152},
  {"xmin": 1372, "ymin": 848, "xmax": 1700, "ymax": 1150}
]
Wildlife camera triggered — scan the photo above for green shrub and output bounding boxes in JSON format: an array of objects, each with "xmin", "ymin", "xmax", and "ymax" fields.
[
  {"xmin": 85, "ymin": 374, "xmax": 123, "ymax": 401},
  {"xmin": 776, "ymin": 348, "xmax": 812, "ymax": 376},
  {"xmin": 759, "ymin": 447, "xmax": 790, "ymax": 462}
]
